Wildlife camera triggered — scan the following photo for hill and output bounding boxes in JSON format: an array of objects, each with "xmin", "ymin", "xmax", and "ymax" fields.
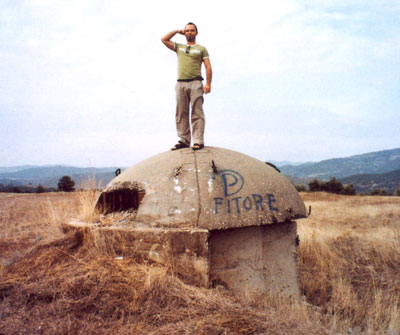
[
  {"xmin": 2, "ymin": 147, "xmax": 400, "ymax": 192},
  {"xmin": 340, "ymin": 169, "xmax": 400, "ymax": 194},
  {"xmin": 0, "ymin": 165, "xmax": 37, "ymax": 174},
  {"xmin": 0, "ymin": 166, "xmax": 120, "ymax": 188},
  {"xmin": 0, "ymin": 166, "xmax": 117, "ymax": 179},
  {"xmin": 279, "ymin": 147, "xmax": 400, "ymax": 179},
  {"xmin": 268, "ymin": 160, "xmax": 310, "ymax": 168}
]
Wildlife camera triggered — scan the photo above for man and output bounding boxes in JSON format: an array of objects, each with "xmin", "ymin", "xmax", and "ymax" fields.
[{"xmin": 161, "ymin": 22, "xmax": 212, "ymax": 151}]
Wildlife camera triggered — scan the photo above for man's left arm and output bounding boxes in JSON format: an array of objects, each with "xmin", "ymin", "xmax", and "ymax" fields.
[{"xmin": 203, "ymin": 58, "xmax": 212, "ymax": 94}]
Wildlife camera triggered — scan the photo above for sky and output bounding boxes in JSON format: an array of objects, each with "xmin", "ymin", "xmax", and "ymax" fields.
[{"xmin": 0, "ymin": 0, "xmax": 399, "ymax": 167}]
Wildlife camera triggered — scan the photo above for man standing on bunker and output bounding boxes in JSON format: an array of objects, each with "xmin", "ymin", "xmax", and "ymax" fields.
[{"xmin": 161, "ymin": 22, "xmax": 212, "ymax": 151}]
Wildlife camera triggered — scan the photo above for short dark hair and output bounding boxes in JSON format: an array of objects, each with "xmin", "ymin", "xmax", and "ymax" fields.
[{"xmin": 186, "ymin": 22, "xmax": 198, "ymax": 32}]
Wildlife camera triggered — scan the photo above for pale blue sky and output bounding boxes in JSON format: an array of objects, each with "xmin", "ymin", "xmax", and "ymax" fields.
[{"xmin": 1, "ymin": 0, "xmax": 399, "ymax": 167}]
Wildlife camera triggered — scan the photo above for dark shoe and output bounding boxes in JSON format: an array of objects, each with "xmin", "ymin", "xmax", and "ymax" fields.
[
  {"xmin": 192, "ymin": 143, "xmax": 204, "ymax": 151},
  {"xmin": 171, "ymin": 141, "xmax": 189, "ymax": 151}
]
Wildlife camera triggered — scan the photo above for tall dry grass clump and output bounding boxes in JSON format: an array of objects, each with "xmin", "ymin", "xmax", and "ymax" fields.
[
  {"xmin": 299, "ymin": 192, "xmax": 400, "ymax": 333},
  {"xmin": 75, "ymin": 176, "xmax": 102, "ymax": 222},
  {"xmin": 0, "ymin": 192, "xmax": 80, "ymax": 264}
]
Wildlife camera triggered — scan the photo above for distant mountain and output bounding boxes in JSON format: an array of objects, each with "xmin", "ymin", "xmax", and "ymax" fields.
[
  {"xmin": 280, "ymin": 148, "xmax": 400, "ymax": 179},
  {"xmin": 0, "ymin": 165, "xmax": 38, "ymax": 174},
  {"xmin": 268, "ymin": 160, "xmax": 311, "ymax": 168},
  {"xmin": 340, "ymin": 169, "xmax": 400, "ymax": 194},
  {"xmin": 2, "ymin": 147, "xmax": 400, "ymax": 193},
  {"xmin": 0, "ymin": 166, "xmax": 117, "ymax": 180},
  {"xmin": 0, "ymin": 165, "xmax": 121, "ymax": 188}
]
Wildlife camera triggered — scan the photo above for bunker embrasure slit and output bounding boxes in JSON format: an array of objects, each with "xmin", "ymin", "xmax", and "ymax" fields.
[{"xmin": 96, "ymin": 188, "xmax": 145, "ymax": 214}]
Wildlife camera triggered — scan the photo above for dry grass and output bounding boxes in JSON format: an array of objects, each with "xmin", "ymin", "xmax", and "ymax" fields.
[
  {"xmin": 0, "ymin": 193, "xmax": 78, "ymax": 263},
  {"xmin": 299, "ymin": 192, "xmax": 400, "ymax": 334},
  {"xmin": 0, "ymin": 191, "xmax": 399, "ymax": 334}
]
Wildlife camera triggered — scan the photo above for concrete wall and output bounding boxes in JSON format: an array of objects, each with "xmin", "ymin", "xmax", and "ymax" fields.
[{"xmin": 209, "ymin": 222, "xmax": 299, "ymax": 299}]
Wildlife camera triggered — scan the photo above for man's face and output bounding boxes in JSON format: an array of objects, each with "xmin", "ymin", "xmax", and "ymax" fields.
[{"xmin": 184, "ymin": 24, "xmax": 197, "ymax": 43}]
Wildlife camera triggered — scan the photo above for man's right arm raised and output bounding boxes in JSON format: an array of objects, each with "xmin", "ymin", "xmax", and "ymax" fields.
[{"xmin": 161, "ymin": 30, "xmax": 184, "ymax": 50}]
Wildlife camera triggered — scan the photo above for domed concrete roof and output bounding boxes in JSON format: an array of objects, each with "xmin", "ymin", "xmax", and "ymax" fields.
[{"xmin": 96, "ymin": 147, "xmax": 307, "ymax": 229}]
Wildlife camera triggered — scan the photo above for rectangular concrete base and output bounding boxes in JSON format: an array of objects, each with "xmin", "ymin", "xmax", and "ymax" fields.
[{"xmin": 64, "ymin": 220, "xmax": 299, "ymax": 299}]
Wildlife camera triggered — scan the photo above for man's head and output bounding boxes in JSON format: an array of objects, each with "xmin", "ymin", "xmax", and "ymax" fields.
[{"xmin": 184, "ymin": 22, "xmax": 198, "ymax": 44}]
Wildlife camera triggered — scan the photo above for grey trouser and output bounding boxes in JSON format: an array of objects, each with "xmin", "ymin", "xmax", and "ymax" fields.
[{"xmin": 175, "ymin": 80, "xmax": 205, "ymax": 145}]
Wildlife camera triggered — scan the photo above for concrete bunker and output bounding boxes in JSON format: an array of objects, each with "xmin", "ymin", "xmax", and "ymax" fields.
[{"xmin": 68, "ymin": 147, "xmax": 307, "ymax": 299}]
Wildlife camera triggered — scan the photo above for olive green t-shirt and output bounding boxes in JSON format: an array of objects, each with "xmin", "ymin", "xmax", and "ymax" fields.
[{"xmin": 174, "ymin": 43, "xmax": 209, "ymax": 80}]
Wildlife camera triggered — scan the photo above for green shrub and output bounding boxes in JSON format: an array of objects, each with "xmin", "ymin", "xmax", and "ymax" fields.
[
  {"xmin": 308, "ymin": 178, "xmax": 356, "ymax": 195},
  {"xmin": 308, "ymin": 179, "xmax": 321, "ymax": 192},
  {"xmin": 57, "ymin": 176, "xmax": 76, "ymax": 192},
  {"xmin": 323, "ymin": 178, "xmax": 344, "ymax": 194},
  {"xmin": 295, "ymin": 184, "xmax": 307, "ymax": 192},
  {"xmin": 370, "ymin": 189, "xmax": 391, "ymax": 196},
  {"xmin": 342, "ymin": 184, "xmax": 356, "ymax": 195}
]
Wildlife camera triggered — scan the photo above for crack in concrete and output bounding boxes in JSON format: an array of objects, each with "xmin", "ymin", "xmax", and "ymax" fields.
[{"xmin": 193, "ymin": 151, "xmax": 202, "ymax": 228}]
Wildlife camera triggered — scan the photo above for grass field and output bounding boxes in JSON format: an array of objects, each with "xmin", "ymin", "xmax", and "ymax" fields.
[{"xmin": 0, "ymin": 191, "xmax": 399, "ymax": 334}]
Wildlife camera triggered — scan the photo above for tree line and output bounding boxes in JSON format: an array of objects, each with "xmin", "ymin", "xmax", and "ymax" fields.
[
  {"xmin": 0, "ymin": 175, "xmax": 76, "ymax": 193},
  {"xmin": 295, "ymin": 177, "xmax": 400, "ymax": 196}
]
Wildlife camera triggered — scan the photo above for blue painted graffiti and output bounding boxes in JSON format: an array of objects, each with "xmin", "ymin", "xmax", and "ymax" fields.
[
  {"xmin": 219, "ymin": 169, "xmax": 244, "ymax": 196},
  {"xmin": 213, "ymin": 169, "xmax": 278, "ymax": 214},
  {"xmin": 214, "ymin": 193, "xmax": 278, "ymax": 214}
]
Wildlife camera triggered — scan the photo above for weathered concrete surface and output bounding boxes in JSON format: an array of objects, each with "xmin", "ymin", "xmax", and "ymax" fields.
[
  {"xmin": 96, "ymin": 147, "xmax": 307, "ymax": 229},
  {"xmin": 210, "ymin": 222, "xmax": 299, "ymax": 299}
]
